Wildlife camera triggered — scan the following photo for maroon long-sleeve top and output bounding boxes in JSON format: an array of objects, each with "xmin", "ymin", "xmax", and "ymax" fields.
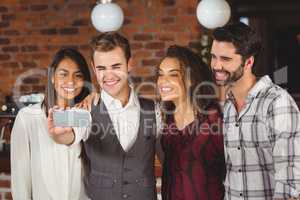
[{"xmin": 161, "ymin": 109, "xmax": 225, "ymax": 200}]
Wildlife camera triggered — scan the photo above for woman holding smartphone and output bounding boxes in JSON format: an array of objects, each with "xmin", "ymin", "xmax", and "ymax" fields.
[{"xmin": 11, "ymin": 48, "xmax": 91, "ymax": 200}]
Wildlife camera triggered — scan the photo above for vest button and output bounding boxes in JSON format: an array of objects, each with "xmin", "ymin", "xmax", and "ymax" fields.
[{"xmin": 122, "ymin": 194, "xmax": 128, "ymax": 198}]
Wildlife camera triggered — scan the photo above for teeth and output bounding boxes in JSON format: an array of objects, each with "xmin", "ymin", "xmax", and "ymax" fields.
[
  {"xmin": 215, "ymin": 72, "xmax": 227, "ymax": 80},
  {"xmin": 63, "ymin": 88, "xmax": 75, "ymax": 92},
  {"xmin": 160, "ymin": 87, "xmax": 172, "ymax": 92}
]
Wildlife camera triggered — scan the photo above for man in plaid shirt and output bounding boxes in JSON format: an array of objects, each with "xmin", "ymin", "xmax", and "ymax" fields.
[{"xmin": 210, "ymin": 22, "xmax": 300, "ymax": 200}]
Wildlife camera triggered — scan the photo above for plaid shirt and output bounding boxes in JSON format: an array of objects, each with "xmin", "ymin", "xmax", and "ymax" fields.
[{"xmin": 223, "ymin": 75, "xmax": 300, "ymax": 200}]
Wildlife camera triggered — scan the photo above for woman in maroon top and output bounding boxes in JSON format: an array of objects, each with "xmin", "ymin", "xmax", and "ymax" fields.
[{"xmin": 157, "ymin": 45, "xmax": 225, "ymax": 200}]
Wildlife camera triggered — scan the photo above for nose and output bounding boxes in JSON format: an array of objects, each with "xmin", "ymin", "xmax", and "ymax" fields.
[
  {"xmin": 66, "ymin": 74, "xmax": 75, "ymax": 85},
  {"xmin": 157, "ymin": 75, "xmax": 168, "ymax": 86},
  {"xmin": 211, "ymin": 58, "xmax": 223, "ymax": 71},
  {"xmin": 102, "ymin": 69, "xmax": 114, "ymax": 80}
]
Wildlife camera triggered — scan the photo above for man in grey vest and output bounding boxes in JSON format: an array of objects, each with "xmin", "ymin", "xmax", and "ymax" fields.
[{"xmin": 49, "ymin": 32, "xmax": 162, "ymax": 200}]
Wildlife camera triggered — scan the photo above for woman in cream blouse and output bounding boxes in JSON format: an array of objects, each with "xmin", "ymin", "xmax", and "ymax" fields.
[{"xmin": 11, "ymin": 48, "xmax": 91, "ymax": 200}]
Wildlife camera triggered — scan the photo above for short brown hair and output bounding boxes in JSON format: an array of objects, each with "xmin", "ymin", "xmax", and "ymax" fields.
[{"xmin": 90, "ymin": 32, "xmax": 131, "ymax": 63}]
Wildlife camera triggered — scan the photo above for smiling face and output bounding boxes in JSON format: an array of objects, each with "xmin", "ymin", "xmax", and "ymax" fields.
[
  {"xmin": 92, "ymin": 47, "xmax": 131, "ymax": 100},
  {"xmin": 210, "ymin": 40, "xmax": 245, "ymax": 86},
  {"xmin": 52, "ymin": 58, "xmax": 84, "ymax": 106},
  {"xmin": 157, "ymin": 57, "xmax": 186, "ymax": 102}
]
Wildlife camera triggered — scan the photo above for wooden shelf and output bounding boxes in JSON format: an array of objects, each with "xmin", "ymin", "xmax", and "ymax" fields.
[
  {"xmin": 0, "ymin": 114, "xmax": 14, "ymax": 173},
  {"xmin": 0, "ymin": 150, "xmax": 10, "ymax": 173}
]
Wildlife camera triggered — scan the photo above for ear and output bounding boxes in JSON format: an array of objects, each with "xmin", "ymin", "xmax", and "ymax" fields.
[
  {"xmin": 127, "ymin": 58, "xmax": 133, "ymax": 72},
  {"xmin": 244, "ymin": 56, "xmax": 255, "ymax": 71},
  {"xmin": 91, "ymin": 60, "xmax": 96, "ymax": 74}
]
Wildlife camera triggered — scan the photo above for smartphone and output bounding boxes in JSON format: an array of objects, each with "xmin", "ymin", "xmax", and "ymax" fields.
[{"xmin": 53, "ymin": 109, "xmax": 91, "ymax": 127}]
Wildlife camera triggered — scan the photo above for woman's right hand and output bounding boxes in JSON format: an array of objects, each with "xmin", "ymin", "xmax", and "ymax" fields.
[
  {"xmin": 47, "ymin": 108, "xmax": 75, "ymax": 145},
  {"xmin": 75, "ymin": 92, "xmax": 100, "ymax": 112}
]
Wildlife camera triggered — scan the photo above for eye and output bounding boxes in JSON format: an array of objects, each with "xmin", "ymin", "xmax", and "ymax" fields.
[
  {"xmin": 112, "ymin": 66, "xmax": 121, "ymax": 70},
  {"xmin": 57, "ymin": 72, "xmax": 67, "ymax": 77},
  {"xmin": 96, "ymin": 66, "xmax": 105, "ymax": 71},
  {"xmin": 169, "ymin": 73, "xmax": 179, "ymax": 77},
  {"xmin": 75, "ymin": 73, "xmax": 84, "ymax": 79},
  {"xmin": 221, "ymin": 57, "xmax": 232, "ymax": 62},
  {"xmin": 210, "ymin": 54, "xmax": 216, "ymax": 60}
]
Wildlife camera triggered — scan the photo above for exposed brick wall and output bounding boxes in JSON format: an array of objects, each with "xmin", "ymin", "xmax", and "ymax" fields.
[
  {"xmin": 0, "ymin": 0, "xmax": 203, "ymax": 103},
  {"xmin": 0, "ymin": 0, "xmax": 204, "ymax": 198},
  {"xmin": 0, "ymin": 174, "xmax": 11, "ymax": 200}
]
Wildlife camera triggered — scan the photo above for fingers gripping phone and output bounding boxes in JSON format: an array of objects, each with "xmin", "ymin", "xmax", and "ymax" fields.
[{"xmin": 53, "ymin": 109, "xmax": 91, "ymax": 127}]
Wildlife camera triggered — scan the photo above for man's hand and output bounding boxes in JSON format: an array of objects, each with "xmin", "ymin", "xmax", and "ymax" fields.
[
  {"xmin": 75, "ymin": 92, "xmax": 100, "ymax": 111},
  {"xmin": 47, "ymin": 108, "xmax": 75, "ymax": 145}
]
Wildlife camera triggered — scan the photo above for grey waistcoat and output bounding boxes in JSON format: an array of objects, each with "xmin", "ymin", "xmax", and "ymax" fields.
[{"xmin": 83, "ymin": 98, "xmax": 157, "ymax": 200}]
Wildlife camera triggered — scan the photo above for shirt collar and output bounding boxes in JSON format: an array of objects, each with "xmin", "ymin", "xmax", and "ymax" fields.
[
  {"xmin": 101, "ymin": 85, "xmax": 139, "ymax": 109},
  {"xmin": 247, "ymin": 75, "xmax": 273, "ymax": 99},
  {"xmin": 225, "ymin": 75, "xmax": 273, "ymax": 101}
]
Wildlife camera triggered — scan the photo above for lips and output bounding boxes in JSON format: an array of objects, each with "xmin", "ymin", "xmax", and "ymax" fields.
[{"xmin": 104, "ymin": 79, "xmax": 120, "ymax": 86}]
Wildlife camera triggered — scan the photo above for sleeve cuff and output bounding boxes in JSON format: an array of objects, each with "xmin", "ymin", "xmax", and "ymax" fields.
[{"xmin": 273, "ymin": 181, "xmax": 300, "ymax": 199}]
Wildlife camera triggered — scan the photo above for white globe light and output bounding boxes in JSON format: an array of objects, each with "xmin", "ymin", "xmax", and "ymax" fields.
[
  {"xmin": 91, "ymin": 2, "xmax": 124, "ymax": 32},
  {"xmin": 196, "ymin": 0, "xmax": 231, "ymax": 29}
]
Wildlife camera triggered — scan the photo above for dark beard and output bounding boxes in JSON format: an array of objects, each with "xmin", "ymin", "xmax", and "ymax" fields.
[{"xmin": 212, "ymin": 64, "xmax": 244, "ymax": 86}]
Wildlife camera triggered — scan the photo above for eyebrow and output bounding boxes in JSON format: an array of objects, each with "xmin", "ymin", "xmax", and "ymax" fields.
[
  {"xmin": 57, "ymin": 68, "xmax": 82, "ymax": 73},
  {"xmin": 159, "ymin": 68, "xmax": 180, "ymax": 72},
  {"xmin": 95, "ymin": 63, "xmax": 122, "ymax": 69},
  {"xmin": 57, "ymin": 68, "xmax": 68, "ymax": 73},
  {"xmin": 111, "ymin": 63, "xmax": 122, "ymax": 67},
  {"xmin": 210, "ymin": 53, "xmax": 233, "ymax": 60}
]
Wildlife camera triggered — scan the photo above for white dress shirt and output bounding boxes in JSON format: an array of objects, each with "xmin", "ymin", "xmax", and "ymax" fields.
[
  {"xmin": 101, "ymin": 88, "xmax": 140, "ymax": 151},
  {"xmin": 10, "ymin": 103, "xmax": 88, "ymax": 200},
  {"xmin": 73, "ymin": 88, "xmax": 162, "ymax": 152}
]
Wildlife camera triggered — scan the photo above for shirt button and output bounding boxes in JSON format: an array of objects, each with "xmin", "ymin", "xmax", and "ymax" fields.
[
  {"xmin": 122, "ymin": 194, "xmax": 128, "ymax": 198},
  {"xmin": 123, "ymin": 168, "xmax": 131, "ymax": 172},
  {"xmin": 238, "ymin": 169, "xmax": 242, "ymax": 172},
  {"xmin": 237, "ymin": 146, "xmax": 241, "ymax": 150},
  {"xmin": 123, "ymin": 181, "xmax": 129, "ymax": 185},
  {"xmin": 235, "ymin": 123, "xmax": 239, "ymax": 127},
  {"xmin": 240, "ymin": 193, "xmax": 243, "ymax": 196}
]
